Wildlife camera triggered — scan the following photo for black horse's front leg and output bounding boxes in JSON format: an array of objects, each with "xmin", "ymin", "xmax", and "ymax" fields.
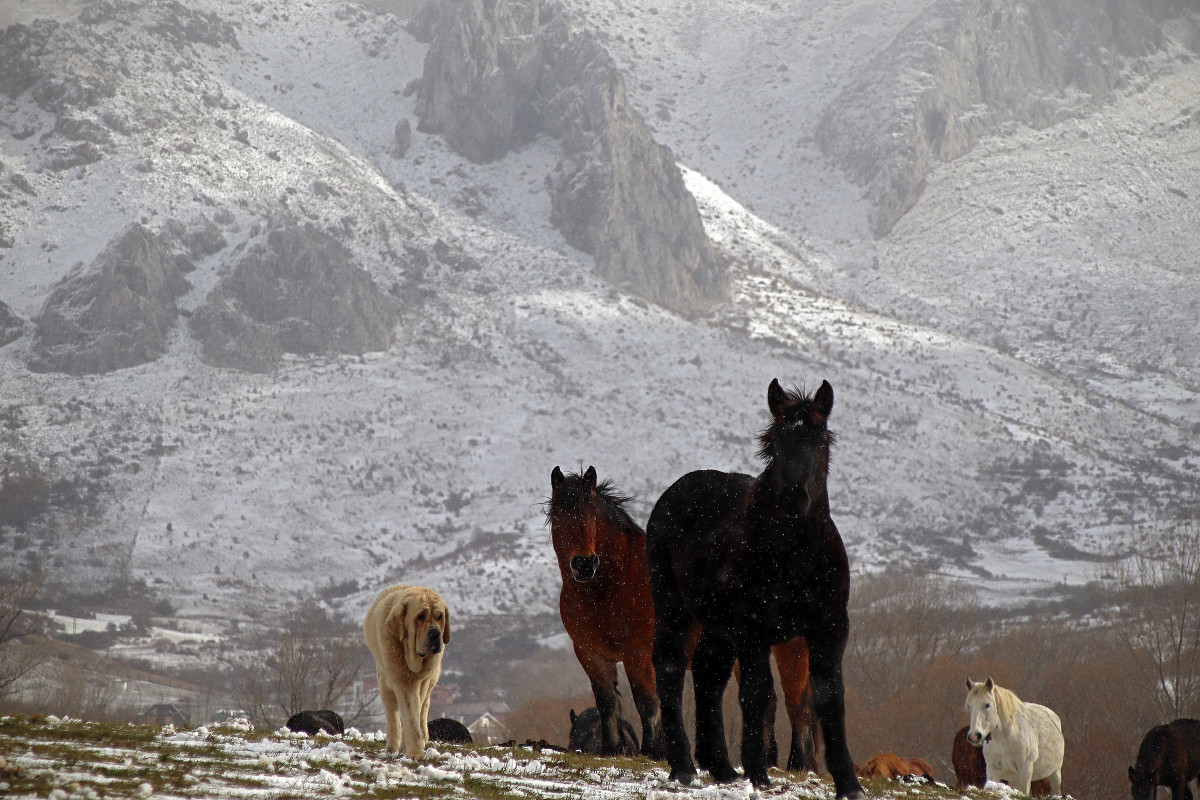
[
  {"xmin": 652, "ymin": 619, "xmax": 696, "ymax": 783},
  {"xmin": 808, "ymin": 634, "xmax": 864, "ymax": 800},
  {"xmin": 737, "ymin": 645, "xmax": 774, "ymax": 789},
  {"xmin": 691, "ymin": 632, "xmax": 738, "ymax": 783}
]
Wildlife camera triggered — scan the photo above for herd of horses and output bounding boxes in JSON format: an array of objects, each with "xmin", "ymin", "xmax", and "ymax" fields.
[{"xmin": 544, "ymin": 378, "xmax": 1200, "ymax": 799}]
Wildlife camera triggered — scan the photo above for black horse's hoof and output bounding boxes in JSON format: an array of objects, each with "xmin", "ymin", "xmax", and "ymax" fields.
[
  {"xmin": 708, "ymin": 764, "xmax": 740, "ymax": 784},
  {"xmin": 668, "ymin": 769, "xmax": 697, "ymax": 786},
  {"xmin": 746, "ymin": 770, "xmax": 771, "ymax": 789},
  {"xmin": 837, "ymin": 790, "xmax": 867, "ymax": 800}
]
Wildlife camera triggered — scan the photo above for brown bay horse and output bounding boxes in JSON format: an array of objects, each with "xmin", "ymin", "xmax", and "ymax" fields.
[
  {"xmin": 647, "ymin": 380, "xmax": 863, "ymax": 797},
  {"xmin": 548, "ymin": 465, "xmax": 818, "ymax": 768},
  {"xmin": 1130, "ymin": 718, "xmax": 1200, "ymax": 800}
]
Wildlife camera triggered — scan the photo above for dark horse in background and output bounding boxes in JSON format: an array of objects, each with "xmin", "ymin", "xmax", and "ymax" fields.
[
  {"xmin": 647, "ymin": 379, "xmax": 863, "ymax": 798},
  {"xmin": 548, "ymin": 466, "xmax": 819, "ymax": 768},
  {"xmin": 568, "ymin": 707, "xmax": 640, "ymax": 756},
  {"xmin": 1130, "ymin": 718, "xmax": 1200, "ymax": 800}
]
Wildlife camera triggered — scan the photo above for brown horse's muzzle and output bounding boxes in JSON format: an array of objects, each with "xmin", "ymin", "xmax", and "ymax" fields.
[{"xmin": 571, "ymin": 554, "xmax": 599, "ymax": 582}]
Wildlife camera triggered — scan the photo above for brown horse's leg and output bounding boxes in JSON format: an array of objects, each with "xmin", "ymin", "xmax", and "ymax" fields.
[
  {"xmin": 624, "ymin": 651, "xmax": 664, "ymax": 760},
  {"xmin": 691, "ymin": 630, "xmax": 738, "ymax": 783},
  {"xmin": 573, "ymin": 642, "xmax": 626, "ymax": 756},
  {"xmin": 773, "ymin": 637, "xmax": 819, "ymax": 773},
  {"xmin": 808, "ymin": 632, "xmax": 864, "ymax": 799}
]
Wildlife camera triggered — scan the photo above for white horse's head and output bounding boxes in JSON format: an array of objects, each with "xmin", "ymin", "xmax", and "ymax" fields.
[{"xmin": 964, "ymin": 677, "xmax": 1001, "ymax": 747}]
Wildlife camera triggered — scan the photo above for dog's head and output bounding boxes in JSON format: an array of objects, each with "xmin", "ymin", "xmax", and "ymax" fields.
[{"xmin": 387, "ymin": 588, "xmax": 449, "ymax": 672}]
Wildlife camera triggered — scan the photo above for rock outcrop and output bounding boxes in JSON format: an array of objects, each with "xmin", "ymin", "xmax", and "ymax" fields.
[
  {"xmin": 815, "ymin": 0, "xmax": 1170, "ymax": 237},
  {"xmin": 0, "ymin": 20, "xmax": 57, "ymax": 100},
  {"xmin": 413, "ymin": 0, "xmax": 727, "ymax": 316},
  {"xmin": 189, "ymin": 220, "xmax": 399, "ymax": 372},
  {"xmin": 28, "ymin": 224, "xmax": 191, "ymax": 375},
  {"xmin": 0, "ymin": 300, "xmax": 25, "ymax": 347}
]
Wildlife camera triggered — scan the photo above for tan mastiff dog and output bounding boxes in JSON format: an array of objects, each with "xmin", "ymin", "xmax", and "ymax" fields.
[{"xmin": 364, "ymin": 585, "xmax": 449, "ymax": 758}]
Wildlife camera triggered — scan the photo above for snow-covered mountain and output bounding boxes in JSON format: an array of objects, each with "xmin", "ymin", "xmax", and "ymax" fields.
[{"xmin": 1, "ymin": 0, "xmax": 1197, "ymax": 645}]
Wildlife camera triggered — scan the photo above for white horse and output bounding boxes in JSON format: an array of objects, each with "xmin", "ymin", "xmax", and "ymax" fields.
[{"xmin": 964, "ymin": 677, "xmax": 1064, "ymax": 796}]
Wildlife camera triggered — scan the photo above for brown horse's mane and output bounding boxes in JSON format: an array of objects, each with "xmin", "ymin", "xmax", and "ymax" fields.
[
  {"xmin": 544, "ymin": 472, "xmax": 642, "ymax": 539},
  {"xmin": 756, "ymin": 383, "xmax": 837, "ymax": 465}
]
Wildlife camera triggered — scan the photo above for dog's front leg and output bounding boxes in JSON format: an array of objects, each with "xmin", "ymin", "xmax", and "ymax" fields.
[
  {"xmin": 399, "ymin": 691, "xmax": 427, "ymax": 759},
  {"xmin": 378, "ymin": 678, "xmax": 404, "ymax": 754}
]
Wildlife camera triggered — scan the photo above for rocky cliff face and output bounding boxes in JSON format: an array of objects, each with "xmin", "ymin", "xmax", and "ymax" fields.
[
  {"xmin": 28, "ymin": 223, "xmax": 191, "ymax": 375},
  {"xmin": 413, "ymin": 0, "xmax": 728, "ymax": 316},
  {"xmin": 189, "ymin": 219, "xmax": 400, "ymax": 373},
  {"xmin": 815, "ymin": 0, "xmax": 1172, "ymax": 237},
  {"xmin": 0, "ymin": 300, "xmax": 25, "ymax": 347}
]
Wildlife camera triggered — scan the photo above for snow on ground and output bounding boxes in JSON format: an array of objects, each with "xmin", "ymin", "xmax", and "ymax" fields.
[{"xmin": 0, "ymin": 715, "xmax": 990, "ymax": 800}]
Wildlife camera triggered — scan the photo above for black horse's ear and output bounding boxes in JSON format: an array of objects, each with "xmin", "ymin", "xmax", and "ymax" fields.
[
  {"xmin": 583, "ymin": 465, "xmax": 597, "ymax": 489},
  {"xmin": 570, "ymin": 709, "xmax": 577, "ymax": 724},
  {"xmin": 767, "ymin": 378, "xmax": 794, "ymax": 418},
  {"xmin": 1128, "ymin": 766, "xmax": 1136, "ymax": 783},
  {"xmin": 813, "ymin": 380, "xmax": 834, "ymax": 421},
  {"xmin": 552, "ymin": 466, "xmax": 564, "ymax": 490}
]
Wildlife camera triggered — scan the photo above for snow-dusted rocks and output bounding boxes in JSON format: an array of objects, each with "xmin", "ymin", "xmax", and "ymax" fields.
[
  {"xmin": 414, "ymin": 0, "xmax": 728, "ymax": 315},
  {"xmin": 189, "ymin": 218, "xmax": 399, "ymax": 372},
  {"xmin": 815, "ymin": 0, "xmax": 1170, "ymax": 236},
  {"xmin": 28, "ymin": 223, "xmax": 190, "ymax": 375}
]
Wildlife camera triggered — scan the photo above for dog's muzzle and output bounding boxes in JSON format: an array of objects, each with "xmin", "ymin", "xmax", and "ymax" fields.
[{"xmin": 427, "ymin": 628, "xmax": 443, "ymax": 654}]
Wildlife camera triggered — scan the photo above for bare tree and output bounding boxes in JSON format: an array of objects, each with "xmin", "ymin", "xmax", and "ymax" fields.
[
  {"xmin": 0, "ymin": 569, "xmax": 47, "ymax": 701},
  {"xmin": 845, "ymin": 567, "xmax": 982, "ymax": 705},
  {"xmin": 237, "ymin": 603, "xmax": 371, "ymax": 729},
  {"xmin": 1101, "ymin": 519, "xmax": 1200, "ymax": 719}
]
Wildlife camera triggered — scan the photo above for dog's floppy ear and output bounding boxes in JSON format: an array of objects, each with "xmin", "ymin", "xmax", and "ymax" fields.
[
  {"xmin": 440, "ymin": 601, "xmax": 450, "ymax": 644},
  {"xmin": 386, "ymin": 596, "xmax": 409, "ymax": 643}
]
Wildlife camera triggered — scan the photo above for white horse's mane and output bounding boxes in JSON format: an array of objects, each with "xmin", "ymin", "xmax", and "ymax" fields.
[{"xmin": 990, "ymin": 683, "xmax": 1023, "ymax": 726}]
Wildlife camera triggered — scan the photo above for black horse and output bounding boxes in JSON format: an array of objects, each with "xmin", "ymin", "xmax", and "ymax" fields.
[
  {"xmin": 568, "ymin": 707, "xmax": 639, "ymax": 757},
  {"xmin": 428, "ymin": 717, "xmax": 473, "ymax": 744},
  {"xmin": 647, "ymin": 379, "xmax": 863, "ymax": 798},
  {"xmin": 285, "ymin": 709, "xmax": 345, "ymax": 736},
  {"xmin": 1130, "ymin": 718, "xmax": 1200, "ymax": 800}
]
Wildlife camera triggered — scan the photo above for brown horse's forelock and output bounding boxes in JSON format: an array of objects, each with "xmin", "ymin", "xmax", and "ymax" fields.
[
  {"xmin": 544, "ymin": 473, "xmax": 640, "ymax": 537},
  {"xmin": 756, "ymin": 385, "xmax": 837, "ymax": 466}
]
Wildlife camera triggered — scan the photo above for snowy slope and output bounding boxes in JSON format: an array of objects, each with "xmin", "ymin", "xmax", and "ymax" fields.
[{"xmin": 0, "ymin": 0, "xmax": 1197, "ymax": 646}]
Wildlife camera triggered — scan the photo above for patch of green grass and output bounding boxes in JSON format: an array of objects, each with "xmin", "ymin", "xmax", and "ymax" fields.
[
  {"xmin": 0, "ymin": 715, "xmax": 158, "ymax": 749},
  {"xmin": 855, "ymin": 776, "xmax": 967, "ymax": 798},
  {"xmin": 460, "ymin": 774, "xmax": 529, "ymax": 800},
  {"xmin": 365, "ymin": 784, "xmax": 456, "ymax": 800},
  {"xmin": 306, "ymin": 757, "xmax": 362, "ymax": 777}
]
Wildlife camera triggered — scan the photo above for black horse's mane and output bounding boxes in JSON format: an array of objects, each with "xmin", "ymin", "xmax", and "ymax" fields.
[
  {"xmin": 756, "ymin": 383, "xmax": 837, "ymax": 465},
  {"xmin": 544, "ymin": 471, "xmax": 642, "ymax": 538}
]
